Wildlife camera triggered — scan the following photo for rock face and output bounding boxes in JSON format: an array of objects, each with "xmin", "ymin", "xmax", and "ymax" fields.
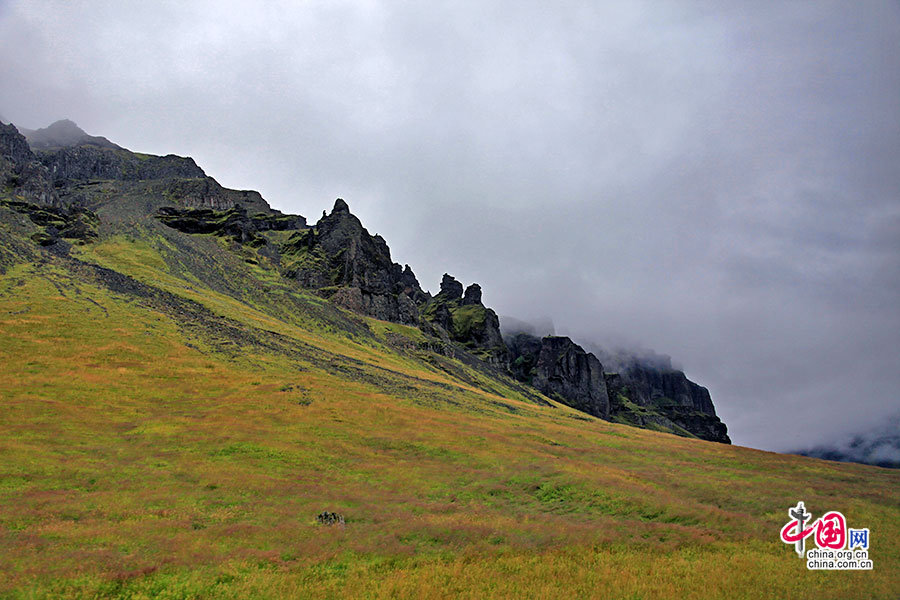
[
  {"xmin": 1, "ymin": 122, "xmax": 34, "ymax": 164},
  {"xmin": 505, "ymin": 331, "xmax": 729, "ymax": 443},
  {"xmin": 165, "ymin": 178, "xmax": 276, "ymax": 213},
  {"xmin": 400, "ymin": 265, "xmax": 429, "ymax": 304},
  {"xmin": 38, "ymin": 145, "xmax": 205, "ymax": 184},
  {"xmin": 439, "ymin": 273, "xmax": 464, "ymax": 300},
  {"xmin": 3, "ymin": 119, "xmax": 301, "ymax": 248},
  {"xmin": 0, "ymin": 123, "xmax": 59, "ymax": 206},
  {"xmin": 5, "ymin": 118, "xmax": 282, "ymax": 219},
  {"xmin": 7, "ymin": 120, "xmax": 206, "ymax": 188},
  {"xmin": 603, "ymin": 362, "xmax": 730, "ymax": 443},
  {"xmin": 18, "ymin": 119, "xmax": 272, "ymax": 214},
  {"xmin": 591, "ymin": 345, "xmax": 728, "ymax": 442},
  {"xmin": 156, "ymin": 205, "xmax": 306, "ymax": 246},
  {"xmin": 506, "ymin": 333, "xmax": 543, "ymax": 383},
  {"xmin": 281, "ymin": 198, "xmax": 426, "ymax": 324},
  {"xmin": 610, "ymin": 364, "xmax": 715, "ymax": 414},
  {"xmin": 452, "ymin": 303, "xmax": 507, "ymax": 365},
  {"xmin": 508, "ymin": 335, "xmax": 609, "ymax": 419},
  {"xmin": 4, "ymin": 119, "xmax": 248, "ymax": 212},
  {"xmin": 462, "ymin": 283, "xmax": 482, "ymax": 306},
  {"xmin": 1, "ymin": 198, "xmax": 99, "ymax": 245}
]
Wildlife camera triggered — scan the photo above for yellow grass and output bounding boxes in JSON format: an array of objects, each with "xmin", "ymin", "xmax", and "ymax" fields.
[{"xmin": 1, "ymin": 239, "xmax": 898, "ymax": 599}]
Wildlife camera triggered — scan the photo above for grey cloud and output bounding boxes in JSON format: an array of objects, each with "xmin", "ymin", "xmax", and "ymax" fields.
[{"xmin": 794, "ymin": 414, "xmax": 900, "ymax": 468}]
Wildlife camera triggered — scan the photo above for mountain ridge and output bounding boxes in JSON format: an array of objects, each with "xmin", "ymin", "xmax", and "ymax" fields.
[
  {"xmin": 1, "ymin": 118, "xmax": 728, "ymax": 442},
  {"xmin": 25, "ymin": 118, "xmax": 122, "ymax": 150}
]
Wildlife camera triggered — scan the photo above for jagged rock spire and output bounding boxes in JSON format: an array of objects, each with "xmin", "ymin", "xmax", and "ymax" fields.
[
  {"xmin": 332, "ymin": 198, "xmax": 350, "ymax": 214},
  {"xmin": 462, "ymin": 283, "xmax": 482, "ymax": 306},
  {"xmin": 439, "ymin": 273, "xmax": 463, "ymax": 300}
]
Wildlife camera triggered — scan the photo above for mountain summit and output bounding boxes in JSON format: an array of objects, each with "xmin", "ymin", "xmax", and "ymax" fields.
[{"xmin": 24, "ymin": 118, "xmax": 121, "ymax": 150}]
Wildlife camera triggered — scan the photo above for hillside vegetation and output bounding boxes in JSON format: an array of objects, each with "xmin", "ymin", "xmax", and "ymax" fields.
[{"xmin": 1, "ymin": 121, "xmax": 898, "ymax": 598}]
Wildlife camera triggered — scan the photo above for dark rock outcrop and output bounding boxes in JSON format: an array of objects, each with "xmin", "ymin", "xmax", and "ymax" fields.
[
  {"xmin": 1, "ymin": 122, "xmax": 34, "ymax": 164},
  {"xmin": 528, "ymin": 336, "xmax": 609, "ymax": 419},
  {"xmin": 165, "ymin": 177, "xmax": 277, "ymax": 214},
  {"xmin": 1, "ymin": 123, "xmax": 59, "ymax": 206},
  {"xmin": 438, "ymin": 273, "xmax": 464, "ymax": 300},
  {"xmin": 39, "ymin": 145, "xmax": 205, "ymax": 184},
  {"xmin": 156, "ymin": 203, "xmax": 307, "ymax": 247},
  {"xmin": 5, "ymin": 119, "xmax": 202, "ymax": 187},
  {"xmin": 400, "ymin": 265, "xmax": 430, "ymax": 304},
  {"xmin": 1, "ymin": 198, "xmax": 98, "ymax": 245},
  {"xmin": 316, "ymin": 511, "xmax": 345, "ymax": 526},
  {"xmin": 425, "ymin": 298, "xmax": 454, "ymax": 332},
  {"xmin": 613, "ymin": 364, "xmax": 715, "ymax": 415},
  {"xmin": 506, "ymin": 332, "xmax": 543, "ymax": 384},
  {"xmin": 6, "ymin": 119, "xmax": 281, "ymax": 219},
  {"xmin": 505, "ymin": 331, "xmax": 729, "ymax": 443},
  {"xmin": 597, "ymin": 347, "xmax": 730, "ymax": 443},
  {"xmin": 451, "ymin": 303, "xmax": 507, "ymax": 365},
  {"xmin": 281, "ymin": 199, "xmax": 426, "ymax": 325},
  {"xmin": 462, "ymin": 283, "xmax": 482, "ymax": 306},
  {"xmin": 7, "ymin": 120, "xmax": 275, "ymax": 217},
  {"xmin": 422, "ymin": 274, "xmax": 507, "ymax": 366},
  {"xmin": 604, "ymin": 367, "xmax": 729, "ymax": 444}
]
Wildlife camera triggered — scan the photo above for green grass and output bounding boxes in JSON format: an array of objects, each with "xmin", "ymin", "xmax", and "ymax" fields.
[
  {"xmin": 450, "ymin": 304, "xmax": 486, "ymax": 339},
  {"xmin": 0, "ymin": 225, "xmax": 898, "ymax": 598}
]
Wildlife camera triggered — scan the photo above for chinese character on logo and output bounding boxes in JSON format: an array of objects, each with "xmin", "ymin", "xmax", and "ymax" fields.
[
  {"xmin": 814, "ymin": 511, "xmax": 846, "ymax": 550},
  {"xmin": 780, "ymin": 503, "xmax": 849, "ymax": 556},
  {"xmin": 848, "ymin": 528, "xmax": 870, "ymax": 550},
  {"xmin": 780, "ymin": 501, "xmax": 813, "ymax": 557}
]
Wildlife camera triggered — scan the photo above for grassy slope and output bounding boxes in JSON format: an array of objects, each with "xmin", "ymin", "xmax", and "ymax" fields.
[{"xmin": 1, "ymin": 209, "xmax": 899, "ymax": 599}]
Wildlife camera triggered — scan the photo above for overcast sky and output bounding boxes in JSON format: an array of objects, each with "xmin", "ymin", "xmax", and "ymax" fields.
[{"xmin": 2, "ymin": 0, "xmax": 898, "ymax": 451}]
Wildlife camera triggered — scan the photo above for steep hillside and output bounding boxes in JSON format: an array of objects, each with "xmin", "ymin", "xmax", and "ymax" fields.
[
  {"xmin": 1, "ymin": 119, "xmax": 728, "ymax": 442},
  {"xmin": 1, "ymin": 121, "xmax": 898, "ymax": 598}
]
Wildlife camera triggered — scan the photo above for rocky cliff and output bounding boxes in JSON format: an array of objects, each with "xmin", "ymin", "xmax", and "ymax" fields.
[
  {"xmin": 281, "ymin": 198, "xmax": 426, "ymax": 325},
  {"xmin": 156, "ymin": 205, "xmax": 306, "ymax": 247},
  {"xmin": 506, "ymin": 331, "xmax": 729, "ymax": 443},
  {"xmin": 604, "ymin": 367, "xmax": 729, "ymax": 444},
  {"xmin": 1, "ymin": 123, "xmax": 59, "ymax": 206},
  {"xmin": 422, "ymin": 274, "xmax": 508, "ymax": 366},
  {"xmin": 531, "ymin": 336, "xmax": 610, "ymax": 419},
  {"xmin": 38, "ymin": 145, "xmax": 205, "ymax": 185}
]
